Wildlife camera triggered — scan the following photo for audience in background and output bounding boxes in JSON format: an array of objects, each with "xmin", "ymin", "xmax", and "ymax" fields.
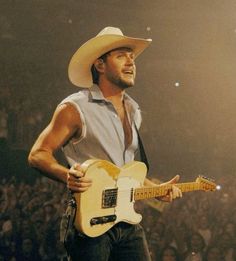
[
  {"xmin": 1, "ymin": 86, "xmax": 236, "ymax": 260},
  {"xmin": 0, "ymin": 173, "xmax": 235, "ymax": 260}
]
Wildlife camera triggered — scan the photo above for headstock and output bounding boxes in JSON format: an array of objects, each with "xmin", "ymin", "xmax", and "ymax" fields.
[{"xmin": 195, "ymin": 176, "xmax": 217, "ymax": 191}]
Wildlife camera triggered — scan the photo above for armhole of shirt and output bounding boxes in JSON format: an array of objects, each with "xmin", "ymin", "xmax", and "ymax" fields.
[{"xmin": 60, "ymin": 100, "xmax": 87, "ymax": 144}]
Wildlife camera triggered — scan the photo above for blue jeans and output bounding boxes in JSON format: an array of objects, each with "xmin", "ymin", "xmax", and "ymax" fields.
[{"xmin": 65, "ymin": 222, "xmax": 151, "ymax": 261}]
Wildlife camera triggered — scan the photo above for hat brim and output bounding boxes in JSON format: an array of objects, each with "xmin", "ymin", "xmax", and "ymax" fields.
[{"xmin": 68, "ymin": 34, "xmax": 152, "ymax": 88}]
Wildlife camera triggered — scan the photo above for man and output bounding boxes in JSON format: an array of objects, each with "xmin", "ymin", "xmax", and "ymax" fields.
[{"xmin": 28, "ymin": 27, "xmax": 182, "ymax": 261}]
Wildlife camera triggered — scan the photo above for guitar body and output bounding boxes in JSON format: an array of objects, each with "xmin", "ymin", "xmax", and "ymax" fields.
[
  {"xmin": 73, "ymin": 159, "xmax": 147, "ymax": 237},
  {"xmin": 72, "ymin": 159, "xmax": 217, "ymax": 237}
]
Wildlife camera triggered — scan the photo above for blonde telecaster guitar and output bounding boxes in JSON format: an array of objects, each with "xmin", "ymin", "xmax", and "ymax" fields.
[{"xmin": 73, "ymin": 159, "xmax": 216, "ymax": 237}]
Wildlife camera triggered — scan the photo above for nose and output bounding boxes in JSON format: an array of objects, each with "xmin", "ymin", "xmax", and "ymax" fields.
[{"xmin": 126, "ymin": 54, "xmax": 135, "ymax": 65}]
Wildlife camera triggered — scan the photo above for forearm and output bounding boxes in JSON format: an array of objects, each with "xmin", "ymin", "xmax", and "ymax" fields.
[
  {"xmin": 144, "ymin": 177, "xmax": 158, "ymax": 187},
  {"xmin": 28, "ymin": 149, "xmax": 68, "ymax": 184}
]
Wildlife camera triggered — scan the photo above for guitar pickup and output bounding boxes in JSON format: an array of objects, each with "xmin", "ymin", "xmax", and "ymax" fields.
[
  {"xmin": 102, "ymin": 188, "xmax": 118, "ymax": 208},
  {"xmin": 90, "ymin": 215, "xmax": 117, "ymax": 226}
]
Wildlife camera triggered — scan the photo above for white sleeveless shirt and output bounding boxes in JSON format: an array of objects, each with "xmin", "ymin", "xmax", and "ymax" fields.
[{"xmin": 60, "ymin": 85, "xmax": 142, "ymax": 167}]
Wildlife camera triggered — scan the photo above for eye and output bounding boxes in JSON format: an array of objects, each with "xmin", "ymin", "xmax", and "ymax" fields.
[
  {"xmin": 129, "ymin": 53, "xmax": 134, "ymax": 59},
  {"xmin": 117, "ymin": 53, "xmax": 125, "ymax": 58}
]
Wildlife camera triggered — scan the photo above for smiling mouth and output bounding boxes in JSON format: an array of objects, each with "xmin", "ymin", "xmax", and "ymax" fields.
[{"xmin": 123, "ymin": 70, "xmax": 134, "ymax": 76}]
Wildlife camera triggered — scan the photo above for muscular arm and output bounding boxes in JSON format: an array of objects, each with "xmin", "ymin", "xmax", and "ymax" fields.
[{"xmin": 28, "ymin": 103, "xmax": 82, "ymax": 184}]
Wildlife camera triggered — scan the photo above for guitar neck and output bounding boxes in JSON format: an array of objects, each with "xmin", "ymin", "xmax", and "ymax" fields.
[{"xmin": 134, "ymin": 182, "xmax": 201, "ymax": 200}]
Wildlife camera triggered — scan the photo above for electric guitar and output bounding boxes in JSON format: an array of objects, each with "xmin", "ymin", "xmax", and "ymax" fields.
[{"xmin": 73, "ymin": 159, "xmax": 217, "ymax": 237}]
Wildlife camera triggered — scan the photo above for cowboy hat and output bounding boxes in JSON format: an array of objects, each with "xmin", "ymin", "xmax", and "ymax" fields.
[{"xmin": 68, "ymin": 26, "xmax": 152, "ymax": 88}]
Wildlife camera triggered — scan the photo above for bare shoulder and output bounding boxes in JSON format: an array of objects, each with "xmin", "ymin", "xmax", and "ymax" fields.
[
  {"xmin": 29, "ymin": 102, "xmax": 82, "ymax": 153},
  {"xmin": 52, "ymin": 102, "xmax": 82, "ymax": 129}
]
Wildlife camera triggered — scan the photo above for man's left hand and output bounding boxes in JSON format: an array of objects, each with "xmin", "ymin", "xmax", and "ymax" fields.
[{"xmin": 157, "ymin": 175, "xmax": 182, "ymax": 202}]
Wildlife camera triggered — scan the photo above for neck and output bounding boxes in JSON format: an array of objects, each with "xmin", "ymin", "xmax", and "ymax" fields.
[{"xmin": 98, "ymin": 81, "xmax": 125, "ymax": 104}]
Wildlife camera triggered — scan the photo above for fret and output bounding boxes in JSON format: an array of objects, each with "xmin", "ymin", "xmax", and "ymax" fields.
[{"xmin": 134, "ymin": 179, "xmax": 214, "ymax": 201}]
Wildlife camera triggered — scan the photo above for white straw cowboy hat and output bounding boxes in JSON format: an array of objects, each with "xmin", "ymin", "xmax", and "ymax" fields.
[{"xmin": 68, "ymin": 26, "xmax": 152, "ymax": 88}]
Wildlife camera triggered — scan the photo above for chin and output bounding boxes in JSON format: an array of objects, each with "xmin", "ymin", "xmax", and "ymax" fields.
[
  {"xmin": 123, "ymin": 79, "xmax": 135, "ymax": 88},
  {"xmin": 120, "ymin": 82, "xmax": 134, "ymax": 90}
]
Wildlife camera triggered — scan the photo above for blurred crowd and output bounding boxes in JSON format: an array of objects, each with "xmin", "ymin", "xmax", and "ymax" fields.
[
  {"xmin": 0, "ymin": 172, "xmax": 236, "ymax": 261},
  {"xmin": 0, "ymin": 176, "xmax": 68, "ymax": 261},
  {"xmin": 0, "ymin": 85, "xmax": 51, "ymax": 151}
]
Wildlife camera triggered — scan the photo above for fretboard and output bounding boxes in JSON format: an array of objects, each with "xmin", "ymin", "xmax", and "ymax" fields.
[{"xmin": 134, "ymin": 182, "xmax": 201, "ymax": 200}]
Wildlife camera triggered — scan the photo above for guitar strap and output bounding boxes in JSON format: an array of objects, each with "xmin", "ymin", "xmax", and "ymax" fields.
[{"xmin": 135, "ymin": 125, "xmax": 150, "ymax": 172}]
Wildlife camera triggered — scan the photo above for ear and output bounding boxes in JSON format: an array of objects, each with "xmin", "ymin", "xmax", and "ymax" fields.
[{"xmin": 94, "ymin": 58, "xmax": 105, "ymax": 73}]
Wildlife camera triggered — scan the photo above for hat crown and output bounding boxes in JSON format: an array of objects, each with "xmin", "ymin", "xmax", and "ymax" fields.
[{"xmin": 96, "ymin": 27, "xmax": 124, "ymax": 37}]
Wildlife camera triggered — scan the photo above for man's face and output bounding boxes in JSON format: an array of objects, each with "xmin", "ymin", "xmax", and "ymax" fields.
[{"xmin": 103, "ymin": 47, "xmax": 136, "ymax": 89}]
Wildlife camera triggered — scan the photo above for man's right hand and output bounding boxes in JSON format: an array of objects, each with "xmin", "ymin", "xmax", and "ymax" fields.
[{"xmin": 67, "ymin": 163, "xmax": 92, "ymax": 193}]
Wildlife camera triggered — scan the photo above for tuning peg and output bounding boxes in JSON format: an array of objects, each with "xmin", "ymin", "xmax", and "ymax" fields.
[{"xmin": 198, "ymin": 175, "xmax": 215, "ymax": 182}]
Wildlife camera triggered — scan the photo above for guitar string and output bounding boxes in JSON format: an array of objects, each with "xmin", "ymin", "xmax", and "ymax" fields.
[
  {"xmin": 103, "ymin": 187, "xmax": 178, "ymax": 198},
  {"xmin": 102, "ymin": 184, "xmax": 202, "ymax": 198}
]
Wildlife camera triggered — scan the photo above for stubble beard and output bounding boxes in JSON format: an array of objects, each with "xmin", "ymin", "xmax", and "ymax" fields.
[{"xmin": 108, "ymin": 74, "xmax": 135, "ymax": 90}]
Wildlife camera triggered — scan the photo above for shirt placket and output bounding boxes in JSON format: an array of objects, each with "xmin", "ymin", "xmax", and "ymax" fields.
[{"xmin": 107, "ymin": 102, "xmax": 126, "ymax": 163}]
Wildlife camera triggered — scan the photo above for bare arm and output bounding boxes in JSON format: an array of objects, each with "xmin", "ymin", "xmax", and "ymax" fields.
[
  {"xmin": 144, "ymin": 176, "xmax": 182, "ymax": 202},
  {"xmin": 28, "ymin": 103, "xmax": 92, "ymax": 192},
  {"xmin": 28, "ymin": 103, "xmax": 80, "ymax": 183}
]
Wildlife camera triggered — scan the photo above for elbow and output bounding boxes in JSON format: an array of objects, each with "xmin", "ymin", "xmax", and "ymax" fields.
[{"xmin": 28, "ymin": 150, "xmax": 38, "ymax": 168}]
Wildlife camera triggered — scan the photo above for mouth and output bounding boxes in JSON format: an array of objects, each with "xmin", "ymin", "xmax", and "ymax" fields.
[{"xmin": 123, "ymin": 70, "xmax": 134, "ymax": 76}]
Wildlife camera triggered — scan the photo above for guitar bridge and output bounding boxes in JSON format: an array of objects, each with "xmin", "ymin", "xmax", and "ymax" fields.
[
  {"xmin": 90, "ymin": 215, "xmax": 117, "ymax": 226},
  {"xmin": 102, "ymin": 188, "xmax": 118, "ymax": 208}
]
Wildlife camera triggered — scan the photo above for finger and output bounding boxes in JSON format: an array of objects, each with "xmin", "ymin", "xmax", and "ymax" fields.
[
  {"xmin": 68, "ymin": 175, "xmax": 92, "ymax": 185},
  {"xmin": 67, "ymin": 184, "xmax": 90, "ymax": 193},
  {"xmin": 73, "ymin": 163, "xmax": 82, "ymax": 171},
  {"xmin": 74, "ymin": 180, "xmax": 92, "ymax": 188},
  {"xmin": 77, "ymin": 177, "xmax": 93, "ymax": 184},
  {"xmin": 167, "ymin": 175, "xmax": 180, "ymax": 184},
  {"xmin": 68, "ymin": 168, "xmax": 84, "ymax": 178},
  {"xmin": 67, "ymin": 176, "xmax": 92, "ymax": 185},
  {"xmin": 157, "ymin": 195, "xmax": 171, "ymax": 202},
  {"xmin": 67, "ymin": 179, "xmax": 92, "ymax": 192},
  {"xmin": 67, "ymin": 176, "xmax": 92, "ymax": 187},
  {"xmin": 69, "ymin": 172, "xmax": 84, "ymax": 180},
  {"xmin": 172, "ymin": 185, "xmax": 182, "ymax": 199},
  {"xmin": 179, "ymin": 189, "xmax": 183, "ymax": 198}
]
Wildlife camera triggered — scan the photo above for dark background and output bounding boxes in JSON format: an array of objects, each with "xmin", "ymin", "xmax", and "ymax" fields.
[{"xmin": 1, "ymin": 0, "xmax": 236, "ymax": 182}]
